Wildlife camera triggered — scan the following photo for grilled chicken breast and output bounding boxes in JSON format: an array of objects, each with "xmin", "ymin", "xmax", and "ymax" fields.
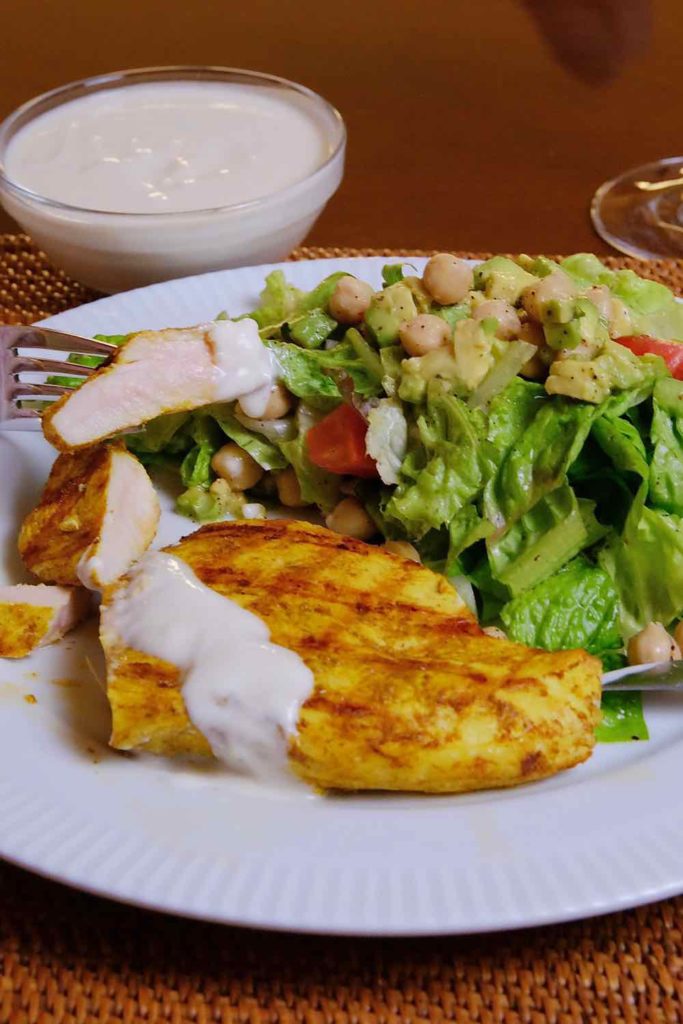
[
  {"xmin": 0, "ymin": 584, "xmax": 90, "ymax": 658},
  {"xmin": 41, "ymin": 321, "xmax": 271, "ymax": 451},
  {"xmin": 19, "ymin": 442, "xmax": 159, "ymax": 590},
  {"xmin": 102, "ymin": 519, "xmax": 602, "ymax": 793}
]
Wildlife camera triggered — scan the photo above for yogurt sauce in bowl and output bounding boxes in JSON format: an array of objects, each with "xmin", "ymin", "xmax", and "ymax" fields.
[{"xmin": 0, "ymin": 68, "xmax": 345, "ymax": 292}]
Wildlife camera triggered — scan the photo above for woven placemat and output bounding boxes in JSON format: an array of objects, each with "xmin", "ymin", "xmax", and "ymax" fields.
[{"xmin": 2, "ymin": 234, "xmax": 683, "ymax": 1024}]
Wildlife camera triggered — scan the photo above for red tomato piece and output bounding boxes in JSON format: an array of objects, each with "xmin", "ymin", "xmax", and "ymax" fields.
[
  {"xmin": 615, "ymin": 335, "xmax": 683, "ymax": 380},
  {"xmin": 306, "ymin": 403, "xmax": 378, "ymax": 477}
]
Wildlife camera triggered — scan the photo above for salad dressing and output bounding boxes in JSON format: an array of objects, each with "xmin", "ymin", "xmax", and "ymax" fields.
[
  {"xmin": 4, "ymin": 81, "xmax": 330, "ymax": 213},
  {"xmin": 208, "ymin": 318, "xmax": 277, "ymax": 415},
  {"xmin": 106, "ymin": 551, "xmax": 314, "ymax": 782}
]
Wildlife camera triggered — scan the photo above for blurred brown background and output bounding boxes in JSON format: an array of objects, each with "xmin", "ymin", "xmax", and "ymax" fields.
[{"xmin": 0, "ymin": 0, "xmax": 676, "ymax": 253}]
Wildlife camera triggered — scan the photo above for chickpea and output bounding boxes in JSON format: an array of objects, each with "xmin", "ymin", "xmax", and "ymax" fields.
[
  {"xmin": 211, "ymin": 443, "xmax": 263, "ymax": 491},
  {"xmin": 518, "ymin": 320, "xmax": 550, "ymax": 380},
  {"xmin": 239, "ymin": 382, "xmax": 292, "ymax": 421},
  {"xmin": 328, "ymin": 275, "xmax": 374, "ymax": 324},
  {"xmin": 422, "ymin": 253, "xmax": 474, "ymax": 305},
  {"xmin": 384, "ymin": 540, "xmax": 420, "ymax": 562},
  {"xmin": 483, "ymin": 626, "xmax": 507, "ymax": 640},
  {"xmin": 521, "ymin": 269, "xmax": 576, "ymax": 322},
  {"xmin": 274, "ymin": 466, "xmax": 309, "ymax": 508},
  {"xmin": 472, "ymin": 299, "xmax": 521, "ymax": 340},
  {"xmin": 399, "ymin": 314, "xmax": 451, "ymax": 357},
  {"xmin": 627, "ymin": 622, "xmax": 681, "ymax": 666},
  {"xmin": 325, "ymin": 497, "xmax": 377, "ymax": 541}
]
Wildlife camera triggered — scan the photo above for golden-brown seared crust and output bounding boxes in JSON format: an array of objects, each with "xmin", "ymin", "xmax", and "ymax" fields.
[
  {"xmin": 103, "ymin": 519, "xmax": 602, "ymax": 792},
  {"xmin": 18, "ymin": 442, "xmax": 145, "ymax": 587},
  {"xmin": 0, "ymin": 604, "xmax": 55, "ymax": 658},
  {"xmin": 41, "ymin": 392, "xmax": 72, "ymax": 451}
]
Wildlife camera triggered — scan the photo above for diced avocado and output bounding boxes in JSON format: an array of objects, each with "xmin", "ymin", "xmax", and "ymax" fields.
[
  {"xmin": 452, "ymin": 318, "xmax": 495, "ymax": 391},
  {"xmin": 435, "ymin": 302, "xmax": 471, "ymax": 329},
  {"xmin": 286, "ymin": 308, "xmax": 337, "ymax": 349},
  {"xmin": 543, "ymin": 297, "xmax": 603, "ymax": 351},
  {"xmin": 398, "ymin": 348, "xmax": 459, "ymax": 403},
  {"xmin": 525, "ymin": 256, "xmax": 563, "ymax": 279},
  {"xmin": 401, "ymin": 275, "xmax": 433, "ymax": 313},
  {"xmin": 473, "ymin": 257, "xmax": 537, "ymax": 304},
  {"xmin": 365, "ymin": 283, "xmax": 417, "ymax": 346},
  {"xmin": 545, "ymin": 338, "xmax": 664, "ymax": 404}
]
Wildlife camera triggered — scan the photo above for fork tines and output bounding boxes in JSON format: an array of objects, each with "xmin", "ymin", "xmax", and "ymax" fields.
[{"xmin": 1, "ymin": 325, "xmax": 116, "ymax": 428}]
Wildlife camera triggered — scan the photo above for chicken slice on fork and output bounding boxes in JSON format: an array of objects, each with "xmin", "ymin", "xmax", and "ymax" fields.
[
  {"xmin": 19, "ymin": 442, "xmax": 160, "ymax": 590},
  {"xmin": 41, "ymin": 320, "xmax": 275, "ymax": 452},
  {"xmin": 0, "ymin": 584, "xmax": 91, "ymax": 658}
]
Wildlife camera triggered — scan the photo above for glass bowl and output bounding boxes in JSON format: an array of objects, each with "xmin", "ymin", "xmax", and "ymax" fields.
[{"xmin": 0, "ymin": 66, "xmax": 346, "ymax": 293}]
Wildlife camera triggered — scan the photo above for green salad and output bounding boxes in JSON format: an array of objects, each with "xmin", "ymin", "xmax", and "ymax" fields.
[{"xmin": 75, "ymin": 252, "xmax": 683, "ymax": 741}]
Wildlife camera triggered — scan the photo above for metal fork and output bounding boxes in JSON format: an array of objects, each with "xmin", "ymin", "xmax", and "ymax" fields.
[{"xmin": 1, "ymin": 325, "xmax": 116, "ymax": 429}]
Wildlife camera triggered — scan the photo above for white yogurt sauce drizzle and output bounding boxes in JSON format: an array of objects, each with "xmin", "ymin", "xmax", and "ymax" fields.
[
  {"xmin": 208, "ymin": 318, "xmax": 277, "ymax": 417},
  {"xmin": 106, "ymin": 551, "xmax": 314, "ymax": 782}
]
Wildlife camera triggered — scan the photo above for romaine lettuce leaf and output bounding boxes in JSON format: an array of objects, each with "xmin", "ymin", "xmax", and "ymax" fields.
[
  {"xmin": 600, "ymin": 483, "xmax": 683, "ymax": 635},
  {"xmin": 559, "ymin": 253, "xmax": 614, "ymax": 289},
  {"xmin": 247, "ymin": 270, "xmax": 304, "ymax": 331},
  {"xmin": 486, "ymin": 378, "xmax": 546, "ymax": 454},
  {"xmin": 125, "ymin": 412, "xmax": 190, "ymax": 455},
  {"xmin": 445, "ymin": 506, "xmax": 493, "ymax": 574},
  {"xmin": 591, "ymin": 415, "xmax": 649, "ymax": 479},
  {"xmin": 365, "ymin": 399, "xmax": 407, "ymax": 485},
  {"xmin": 487, "ymin": 398, "xmax": 596, "ymax": 526},
  {"xmin": 384, "ymin": 392, "xmax": 485, "ymax": 537},
  {"xmin": 488, "ymin": 486, "xmax": 606, "ymax": 594},
  {"xmin": 500, "ymin": 556, "xmax": 621, "ymax": 656},
  {"xmin": 596, "ymin": 692, "xmax": 649, "ymax": 743},
  {"xmin": 266, "ymin": 340, "xmax": 342, "ymax": 409},
  {"xmin": 649, "ymin": 377, "xmax": 683, "ymax": 514},
  {"xmin": 213, "ymin": 409, "xmax": 288, "ymax": 471},
  {"xmin": 309, "ymin": 338, "xmax": 384, "ymax": 398},
  {"xmin": 279, "ymin": 405, "xmax": 340, "ymax": 512},
  {"xmin": 180, "ymin": 444, "xmax": 214, "ymax": 488}
]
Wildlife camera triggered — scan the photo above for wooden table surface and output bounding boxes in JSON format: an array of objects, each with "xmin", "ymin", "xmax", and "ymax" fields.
[{"xmin": 0, "ymin": 0, "xmax": 676, "ymax": 255}]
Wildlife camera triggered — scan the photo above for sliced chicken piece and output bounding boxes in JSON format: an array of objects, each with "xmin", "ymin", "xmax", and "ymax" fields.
[
  {"xmin": 0, "ymin": 584, "xmax": 91, "ymax": 659},
  {"xmin": 101, "ymin": 519, "xmax": 602, "ymax": 793},
  {"xmin": 42, "ymin": 320, "xmax": 274, "ymax": 452},
  {"xmin": 19, "ymin": 442, "xmax": 159, "ymax": 590}
]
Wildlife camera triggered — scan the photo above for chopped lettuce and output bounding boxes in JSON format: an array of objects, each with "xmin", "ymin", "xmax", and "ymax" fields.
[
  {"xmin": 649, "ymin": 377, "xmax": 683, "ymax": 514},
  {"xmin": 180, "ymin": 444, "xmax": 215, "ymax": 488},
  {"xmin": 247, "ymin": 270, "xmax": 303, "ymax": 331},
  {"xmin": 382, "ymin": 263, "xmax": 412, "ymax": 286},
  {"xmin": 591, "ymin": 415, "xmax": 649, "ymax": 480},
  {"xmin": 501, "ymin": 556, "xmax": 622, "ymax": 658},
  {"xmin": 487, "ymin": 398, "xmax": 596, "ymax": 527},
  {"xmin": 488, "ymin": 486, "xmax": 606, "ymax": 595},
  {"xmin": 365, "ymin": 399, "xmax": 408, "ymax": 486},
  {"xmin": 266, "ymin": 340, "xmax": 342, "ymax": 408},
  {"xmin": 385, "ymin": 392, "xmax": 484, "ymax": 537},
  {"xmin": 279, "ymin": 405, "xmax": 340, "ymax": 512},
  {"xmin": 600, "ymin": 483, "xmax": 683, "ymax": 636},
  {"xmin": 596, "ymin": 692, "xmax": 649, "ymax": 743},
  {"xmin": 213, "ymin": 409, "xmax": 288, "ymax": 471}
]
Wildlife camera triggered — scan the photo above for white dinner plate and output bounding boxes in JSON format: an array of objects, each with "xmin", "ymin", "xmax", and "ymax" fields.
[{"xmin": 1, "ymin": 256, "xmax": 683, "ymax": 936}]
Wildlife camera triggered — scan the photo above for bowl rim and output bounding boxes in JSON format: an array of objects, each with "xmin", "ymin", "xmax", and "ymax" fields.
[{"xmin": 0, "ymin": 65, "xmax": 346, "ymax": 219}]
